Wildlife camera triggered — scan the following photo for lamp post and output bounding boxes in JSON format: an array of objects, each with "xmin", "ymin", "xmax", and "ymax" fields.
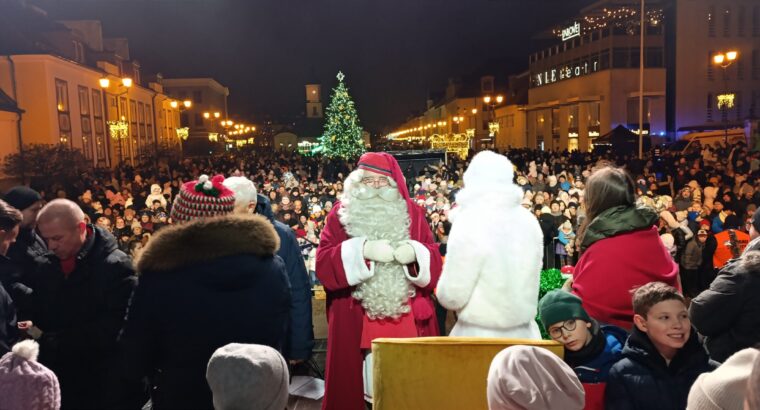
[
  {"xmin": 482, "ymin": 94, "xmax": 504, "ymax": 150},
  {"xmin": 713, "ymin": 50, "xmax": 739, "ymax": 145},
  {"xmin": 99, "ymin": 77, "xmax": 132, "ymax": 165}
]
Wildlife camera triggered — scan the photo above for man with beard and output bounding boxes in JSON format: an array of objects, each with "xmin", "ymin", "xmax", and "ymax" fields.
[{"xmin": 316, "ymin": 152, "xmax": 442, "ymax": 410}]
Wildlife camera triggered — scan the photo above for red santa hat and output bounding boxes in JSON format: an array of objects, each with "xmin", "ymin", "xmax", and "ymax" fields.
[
  {"xmin": 357, "ymin": 152, "xmax": 393, "ymax": 177},
  {"xmin": 355, "ymin": 152, "xmax": 410, "ymax": 202},
  {"xmin": 170, "ymin": 174, "xmax": 236, "ymax": 223}
]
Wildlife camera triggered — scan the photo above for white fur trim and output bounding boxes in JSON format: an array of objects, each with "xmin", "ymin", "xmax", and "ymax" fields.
[
  {"xmin": 402, "ymin": 240, "xmax": 431, "ymax": 287},
  {"xmin": 12, "ymin": 339, "xmax": 39, "ymax": 361},
  {"xmin": 341, "ymin": 236, "xmax": 374, "ymax": 286}
]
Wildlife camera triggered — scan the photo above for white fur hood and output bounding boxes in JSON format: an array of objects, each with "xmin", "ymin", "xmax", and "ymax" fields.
[{"xmin": 437, "ymin": 152, "xmax": 543, "ymax": 331}]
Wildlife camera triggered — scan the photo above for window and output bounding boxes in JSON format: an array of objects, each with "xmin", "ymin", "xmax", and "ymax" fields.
[
  {"xmin": 708, "ymin": 51, "xmax": 715, "ymax": 81},
  {"xmin": 194, "ymin": 113, "xmax": 203, "ymax": 126},
  {"xmin": 180, "ymin": 112, "xmax": 189, "ymax": 127},
  {"xmin": 91, "ymin": 89, "xmax": 106, "ymax": 164},
  {"xmin": 73, "ymin": 41, "xmax": 85, "ymax": 63},
  {"xmin": 630, "ymin": 48, "xmax": 641, "ymax": 68},
  {"xmin": 55, "ymin": 79, "xmax": 71, "ymax": 144},
  {"xmin": 627, "ymin": 98, "xmax": 650, "ymax": 127},
  {"xmin": 536, "ymin": 113, "xmax": 545, "ymax": 138},
  {"xmin": 739, "ymin": 6, "xmax": 746, "ymax": 37},
  {"xmin": 708, "ymin": 5, "xmax": 716, "ymax": 37},
  {"xmin": 723, "ymin": 6, "xmax": 731, "ymax": 37},
  {"xmin": 646, "ymin": 47, "xmax": 664, "ymax": 67},
  {"xmin": 78, "ymin": 86, "xmax": 93, "ymax": 160},
  {"xmin": 568, "ymin": 105, "xmax": 579, "ymax": 132},
  {"xmin": 587, "ymin": 102, "xmax": 601, "ymax": 129},
  {"xmin": 130, "ymin": 100, "xmax": 138, "ymax": 138},
  {"xmin": 312, "ymin": 106, "xmax": 318, "ymax": 116},
  {"xmin": 551, "ymin": 108, "xmax": 560, "ymax": 138},
  {"xmin": 146, "ymin": 104, "xmax": 153, "ymax": 140},
  {"xmin": 738, "ymin": 59, "xmax": 745, "ymax": 80},
  {"xmin": 138, "ymin": 102, "xmax": 146, "ymax": 147},
  {"xmin": 707, "ymin": 93, "xmax": 714, "ymax": 122},
  {"xmin": 599, "ymin": 49, "xmax": 610, "ymax": 70},
  {"xmin": 193, "ymin": 90, "xmax": 203, "ymax": 104},
  {"xmin": 751, "ymin": 91, "xmax": 759, "ymax": 118},
  {"xmin": 613, "ymin": 48, "xmax": 628, "ymax": 68},
  {"xmin": 753, "ymin": 49, "xmax": 759, "ymax": 80},
  {"xmin": 753, "ymin": 6, "xmax": 760, "ymax": 37}
]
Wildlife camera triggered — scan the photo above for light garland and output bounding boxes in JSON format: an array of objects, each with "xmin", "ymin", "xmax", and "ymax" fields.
[
  {"xmin": 176, "ymin": 127, "xmax": 189, "ymax": 141},
  {"xmin": 717, "ymin": 93, "xmax": 735, "ymax": 109},
  {"xmin": 552, "ymin": 6, "xmax": 664, "ymax": 39},
  {"xmin": 107, "ymin": 120, "xmax": 128, "ymax": 140}
]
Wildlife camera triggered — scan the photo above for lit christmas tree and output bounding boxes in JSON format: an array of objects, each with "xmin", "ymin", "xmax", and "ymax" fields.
[{"xmin": 319, "ymin": 71, "xmax": 365, "ymax": 159}]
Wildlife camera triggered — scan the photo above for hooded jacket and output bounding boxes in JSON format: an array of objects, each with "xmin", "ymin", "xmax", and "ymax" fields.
[
  {"xmin": 606, "ymin": 326, "xmax": 718, "ymax": 410},
  {"xmin": 255, "ymin": 193, "xmax": 314, "ymax": 361},
  {"xmin": 437, "ymin": 151, "xmax": 543, "ymax": 337},
  {"xmin": 573, "ymin": 206, "xmax": 679, "ymax": 330},
  {"xmin": 117, "ymin": 214, "xmax": 291, "ymax": 410},
  {"xmin": 690, "ymin": 250, "xmax": 760, "ymax": 362},
  {"xmin": 145, "ymin": 183, "xmax": 167, "ymax": 209}
]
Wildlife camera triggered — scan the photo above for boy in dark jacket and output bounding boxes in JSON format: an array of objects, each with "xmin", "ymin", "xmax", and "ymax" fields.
[
  {"xmin": 606, "ymin": 282, "xmax": 718, "ymax": 410},
  {"xmin": 539, "ymin": 290, "xmax": 627, "ymax": 410}
]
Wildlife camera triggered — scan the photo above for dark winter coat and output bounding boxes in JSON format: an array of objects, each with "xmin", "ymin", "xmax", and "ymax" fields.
[
  {"xmin": 23, "ymin": 225, "xmax": 136, "ymax": 410},
  {"xmin": 118, "ymin": 214, "xmax": 291, "ymax": 410},
  {"xmin": 605, "ymin": 326, "xmax": 718, "ymax": 410},
  {"xmin": 690, "ymin": 250, "xmax": 760, "ymax": 362},
  {"xmin": 256, "ymin": 193, "xmax": 314, "ymax": 361},
  {"xmin": 0, "ymin": 265, "xmax": 16, "ymax": 355},
  {"xmin": 3, "ymin": 228, "xmax": 45, "ymax": 305},
  {"xmin": 565, "ymin": 322, "xmax": 628, "ymax": 383}
]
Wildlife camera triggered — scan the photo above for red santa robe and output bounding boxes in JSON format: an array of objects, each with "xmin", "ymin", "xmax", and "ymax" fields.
[{"xmin": 316, "ymin": 153, "xmax": 442, "ymax": 410}]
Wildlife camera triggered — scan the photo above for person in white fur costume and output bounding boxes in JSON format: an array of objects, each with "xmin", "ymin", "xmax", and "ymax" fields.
[
  {"xmin": 436, "ymin": 151, "xmax": 544, "ymax": 338},
  {"xmin": 145, "ymin": 183, "xmax": 167, "ymax": 209}
]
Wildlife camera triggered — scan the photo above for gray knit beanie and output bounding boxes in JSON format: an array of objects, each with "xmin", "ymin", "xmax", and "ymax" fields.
[{"xmin": 206, "ymin": 344, "xmax": 289, "ymax": 410}]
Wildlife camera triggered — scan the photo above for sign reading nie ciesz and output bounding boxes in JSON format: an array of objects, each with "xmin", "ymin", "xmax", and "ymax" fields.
[
  {"xmin": 561, "ymin": 22, "xmax": 581, "ymax": 41},
  {"xmin": 533, "ymin": 59, "xmax": 600, "ymax": 87}
]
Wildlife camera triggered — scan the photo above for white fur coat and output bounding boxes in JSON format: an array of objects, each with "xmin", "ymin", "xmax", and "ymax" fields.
[{"xmin": 436, "ymin": 151, "xmax": 543, "ymax": 333}]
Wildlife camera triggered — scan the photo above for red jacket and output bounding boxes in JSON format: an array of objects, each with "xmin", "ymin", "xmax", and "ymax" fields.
[
  {"xmin": 572, "ymin": 226, "xmax": 679, "ymax": 330},
  {"xmin": 316, "ymin": 201, "xmax": 441, "ymax": 410}
]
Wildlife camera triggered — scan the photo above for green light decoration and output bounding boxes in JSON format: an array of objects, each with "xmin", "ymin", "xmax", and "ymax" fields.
[
  {"xmin": 535, "ymin": 268, "xmax": 567, "ymax": 340},
  {"xmin": 319, "ymin": 71, "xmax": 366, "ymax": 160}
]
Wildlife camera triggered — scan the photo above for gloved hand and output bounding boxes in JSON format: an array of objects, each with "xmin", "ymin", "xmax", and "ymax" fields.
[
  {"xmin": 363, "ymin": 240, "xmax": 395, "ymax": 263},
  {"xmin": 393, "ymin": 241, "xmax": 417, "ymax": 265}
]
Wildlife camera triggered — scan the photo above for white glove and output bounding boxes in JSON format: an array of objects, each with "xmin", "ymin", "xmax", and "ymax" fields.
[
  {"xmin": 363, "ymin": 240, "xmax": 395, "ymax": 263},
  {"xmin": 393, "ymin": 242, "xmax": 417, "ymax": 265}
]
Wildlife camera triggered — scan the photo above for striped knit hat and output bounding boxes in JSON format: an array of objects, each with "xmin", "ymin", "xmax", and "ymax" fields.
[{"xmin": 170, "ymin": 174, "xmax": 236, "ymax": 223}]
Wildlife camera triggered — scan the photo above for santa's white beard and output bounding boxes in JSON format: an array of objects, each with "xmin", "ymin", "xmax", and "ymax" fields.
[{"xmin": 339, "ymin": 185, "xmax": 415, "ymax": 319}]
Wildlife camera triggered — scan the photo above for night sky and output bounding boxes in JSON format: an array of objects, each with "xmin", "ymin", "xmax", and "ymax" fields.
[{"xmin": 39, "ymin": 0, "xmax": 590, "ymax": 132}]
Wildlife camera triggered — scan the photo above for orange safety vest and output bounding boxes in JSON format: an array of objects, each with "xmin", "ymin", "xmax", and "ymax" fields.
[{"xmin": 713, "ymin": 229, "xmax": 749, "ymax": 269}]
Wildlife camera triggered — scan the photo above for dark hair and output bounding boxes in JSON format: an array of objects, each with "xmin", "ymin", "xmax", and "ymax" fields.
[
  {"xmin": 576, "ymin": 167, "xmax": 636, "ymax": 249},
  {"xmin": 0, "ymin": 199, "xmax": 23, "ymax": 231},
  {"xmin": 632, "ymin": 282, "xmax": 685, "ymax": 318}
]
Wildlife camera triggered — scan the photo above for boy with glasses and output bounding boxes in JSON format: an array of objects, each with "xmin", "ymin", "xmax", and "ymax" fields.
[{"xmin": 539, "ymin": 290, "xmax": 628, "ymax": 409}]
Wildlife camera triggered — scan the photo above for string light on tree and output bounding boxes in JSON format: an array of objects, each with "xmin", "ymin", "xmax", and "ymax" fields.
[{"xmin": 319, "ymin": 71, "xmax": 366, "ymax": 160}]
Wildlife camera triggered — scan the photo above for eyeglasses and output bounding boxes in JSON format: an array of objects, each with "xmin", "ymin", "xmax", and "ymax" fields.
[
  {"xmin": 548, "ymin": 319, "xmax": 577, "ymax": 339},
  {"xmin": 361, "ymin": 177, "xmax": 389, "ymax": 187}
]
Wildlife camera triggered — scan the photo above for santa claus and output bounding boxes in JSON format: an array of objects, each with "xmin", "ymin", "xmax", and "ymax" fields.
[{"xmin": 316, "ymin": 152, "xmax": 442, "ymax": 410}]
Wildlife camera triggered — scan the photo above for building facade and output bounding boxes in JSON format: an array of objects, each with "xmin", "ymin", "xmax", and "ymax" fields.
[
  {"xmin": 526, "ymin": 1, "xmax": 668, "ymax": 152},
  {"xmin": 672, "ymin": 0, "xmax": 760, "ymax": 134}
]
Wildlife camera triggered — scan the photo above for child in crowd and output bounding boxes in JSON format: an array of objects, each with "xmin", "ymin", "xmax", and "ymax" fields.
[
  {"xmin": 538, "ymin": 290, "xmax": 627, "ymax": 409},
  {"xmin": 487, "ymin": 345, "xmax": 584, "ymax": 410},
  {"xmin": 606, "ymin": 282, "xmax": 718, "ymax": 410},
  {"xmin": 556, "ymin": 221, "xmax": 575, "ymax": 266}
]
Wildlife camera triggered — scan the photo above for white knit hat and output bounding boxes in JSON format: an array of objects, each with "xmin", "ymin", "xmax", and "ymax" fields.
[
  {"xmin": 687, "ymin": 348, "xmax": 760, "ymax": 410},
  {"xmin": 206, "ymin": 344, "xmax": 289, "ymax": 410}
]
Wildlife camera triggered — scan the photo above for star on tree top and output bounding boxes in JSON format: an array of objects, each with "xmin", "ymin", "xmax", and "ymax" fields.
[{"xmin": 336, "ymin": 71, "xmax": 345, "ymax": 82}]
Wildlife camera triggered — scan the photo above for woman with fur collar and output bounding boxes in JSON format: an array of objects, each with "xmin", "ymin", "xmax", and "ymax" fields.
[
  {"xmin": 117, "ymin": 175, "xmax": 291, "ymax": 410},
  {"xmin": 436, "ymin": 151, "xmax": 544, "ymax": 338}
]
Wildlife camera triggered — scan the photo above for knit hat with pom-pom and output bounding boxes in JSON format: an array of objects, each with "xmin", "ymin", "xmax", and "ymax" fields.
[
  {"xmin": 170, "ymin": 174, "xmax": 236, "ymax": 223},
  {"xmin": 0, "ymin": 340, "xmax": 61, "ymax": 410}
]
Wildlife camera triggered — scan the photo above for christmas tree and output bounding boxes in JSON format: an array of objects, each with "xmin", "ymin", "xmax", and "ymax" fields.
[{"xmin": 319, "ymin": 71, "xmax": 365, "ymax": 160}]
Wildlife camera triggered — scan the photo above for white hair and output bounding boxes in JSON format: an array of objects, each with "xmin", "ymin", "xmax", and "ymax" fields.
[
  {"xmin": 339, "ymin": 169, "xmax": 413, "ymax": 319},
  {"xmin": 223, "ymin": 176, "xmax": 258, "ymax": 210}
]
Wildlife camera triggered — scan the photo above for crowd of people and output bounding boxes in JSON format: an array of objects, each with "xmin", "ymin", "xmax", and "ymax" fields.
[{"xmin": 0, "ymin": 140, "xmax": 758, "ymax": 409}]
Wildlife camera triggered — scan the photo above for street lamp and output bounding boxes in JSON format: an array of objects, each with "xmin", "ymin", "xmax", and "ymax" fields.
[
  {"xmin": 713, "ymin": 49, "xmax": 740, "ymax": 144},
  {"xmin": 170, "ymin": 100, "xmax": 192, "ymax": 109},
  {"xmin": 99, "ymin": 76, "xmax": 134, "ymax": 164},
  {"xmin": 482, "ymin": 94, "xmax": 505, "ymax": 148}
]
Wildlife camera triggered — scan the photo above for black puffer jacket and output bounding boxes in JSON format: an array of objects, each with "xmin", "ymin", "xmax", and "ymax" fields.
[
  {"xmin": 605, "ymin": 326, "xmax": 718, "ymax": 410},
  {"xmin": 690, "ymin": 250, "xmax": 760, "ymax": 362},
  {"xmin": 117, "ymin": 214, "xmax": 291, "ymax": 410},
  {"xmin": 23, "ymin": 225, "xmax": 136, "ymax": 410}
]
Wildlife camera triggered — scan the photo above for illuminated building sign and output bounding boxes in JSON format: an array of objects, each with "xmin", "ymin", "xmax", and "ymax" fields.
[
  {"xmin": 533, "ymin": 59, "xmax": 600, "ymax": 87},
  {"xmin": 561, "ymin": 22, "xmax": 581, "ymax": 41}
]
